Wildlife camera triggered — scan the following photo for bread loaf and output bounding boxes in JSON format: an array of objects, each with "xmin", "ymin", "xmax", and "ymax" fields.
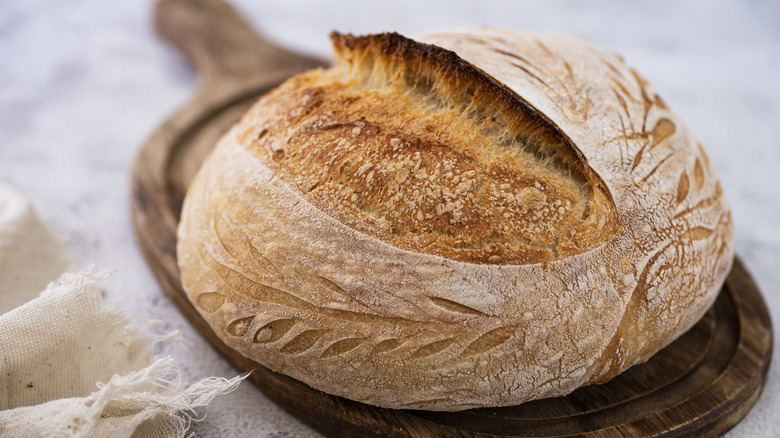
[{"xmin": 176, "ymin": 27, "xmax": 734, "ymax": 411}]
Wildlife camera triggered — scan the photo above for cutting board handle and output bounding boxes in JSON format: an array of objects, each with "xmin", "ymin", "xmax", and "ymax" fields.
[{"xmin": 155, "ymin": 0, "xmax": 324, "ymax": 89}]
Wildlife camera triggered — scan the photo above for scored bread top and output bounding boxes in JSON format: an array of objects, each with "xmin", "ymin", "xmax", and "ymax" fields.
[
  {"xmin": 237, "ymin": 32, "xmax": 618, "ymax": 265},
  {"xmin": 178, "ymin": 27, "xmax": 734, "ymax": 411}
]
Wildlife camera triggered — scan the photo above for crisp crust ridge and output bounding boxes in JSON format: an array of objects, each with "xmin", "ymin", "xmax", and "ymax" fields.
[{"xmin": 235, "ymin": 31, "xmax": 619, "ymax": 264}]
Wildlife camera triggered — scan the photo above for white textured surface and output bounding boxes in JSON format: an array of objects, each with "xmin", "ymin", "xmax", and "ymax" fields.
[{"xmin": 1, "ymin": 0, "xmax": 777, "ymax": 436}]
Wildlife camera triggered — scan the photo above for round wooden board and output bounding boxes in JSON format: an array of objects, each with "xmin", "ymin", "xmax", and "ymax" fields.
[{"xmin": 132, "ymin": 0, "xmax": 774, "ymax": 436}]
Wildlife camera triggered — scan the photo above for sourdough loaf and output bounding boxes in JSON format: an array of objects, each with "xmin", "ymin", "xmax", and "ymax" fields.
[{"xmin": 176, "ymin": 27, "xmax": 734, "ymax": 411}]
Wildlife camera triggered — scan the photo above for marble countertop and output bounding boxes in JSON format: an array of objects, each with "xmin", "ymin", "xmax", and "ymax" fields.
[{"xmin": 1, "ymin": 0, "xmax": 778, "ymax": 436}]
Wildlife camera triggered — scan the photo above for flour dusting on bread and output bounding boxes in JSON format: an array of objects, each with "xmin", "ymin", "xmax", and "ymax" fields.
[{"xmin": 177, "ymin": 28, "xmax": 733, "ymax": 411}]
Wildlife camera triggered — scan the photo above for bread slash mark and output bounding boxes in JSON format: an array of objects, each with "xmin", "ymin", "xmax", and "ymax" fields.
[
  {"xmin": 321, "ymin": 337, "xmax": 367, "ymax": 358},
  {"xmin": 280, "ymin": 330, "xmax": 329, "ymax": 354},
  {"xmin": 254, "ymin": 318, "xmax": 298, "ymax": 343},
  {"xmin": 410, "ymin": 336, "xmax": 458, "ymax": 359},
  {"xmin": 428, "ymin": 296, "xmax": 485, "ymax": 316},
  {"xmin": 462, "ymin": 326, "xmax": 517, "ymax": 357},
  {"xmin": 227, "ymin": 315, "xmax": 256, "ymax": 337}
]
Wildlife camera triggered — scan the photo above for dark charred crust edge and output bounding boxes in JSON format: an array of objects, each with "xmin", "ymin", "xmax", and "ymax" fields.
[{"xmin": 329, "ymin": 31, "xmax": 613, "ymax": 205}]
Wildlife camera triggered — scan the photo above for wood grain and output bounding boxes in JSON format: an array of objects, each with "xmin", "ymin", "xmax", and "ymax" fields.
[{"xmin": 132, "ymin": 0, "xmax": 773, "ymax": 436}]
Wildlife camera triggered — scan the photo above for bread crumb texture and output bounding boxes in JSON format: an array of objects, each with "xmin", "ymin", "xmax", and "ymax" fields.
[{"xmin": 177, "ymin": 28, "xmax": 734, "ymax": 410}]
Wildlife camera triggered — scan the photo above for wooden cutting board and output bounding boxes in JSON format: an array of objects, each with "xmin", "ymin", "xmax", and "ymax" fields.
[{"xmin": 131, "ymin": 0, "xmax": 774, "ymax": 436}]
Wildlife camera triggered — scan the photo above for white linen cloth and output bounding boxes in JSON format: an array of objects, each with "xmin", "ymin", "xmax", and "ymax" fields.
[{"xmin": 0, "ymin": 180, "xmax": 245, "ymax": 437}]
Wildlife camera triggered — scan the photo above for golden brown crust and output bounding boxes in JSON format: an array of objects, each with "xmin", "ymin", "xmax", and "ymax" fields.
[
  {"xmin": 240, "ymin": 32, "xmax": 618, "ymax": 264},
  {"xmin": 177, "ymin": 27, "xmax": 734, "ymax": 411}
]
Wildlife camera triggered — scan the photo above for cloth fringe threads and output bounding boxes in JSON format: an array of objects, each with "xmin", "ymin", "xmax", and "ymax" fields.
[{"xmin": 0, "ymin": 270, "xmax": 248, "ymax": 438}]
